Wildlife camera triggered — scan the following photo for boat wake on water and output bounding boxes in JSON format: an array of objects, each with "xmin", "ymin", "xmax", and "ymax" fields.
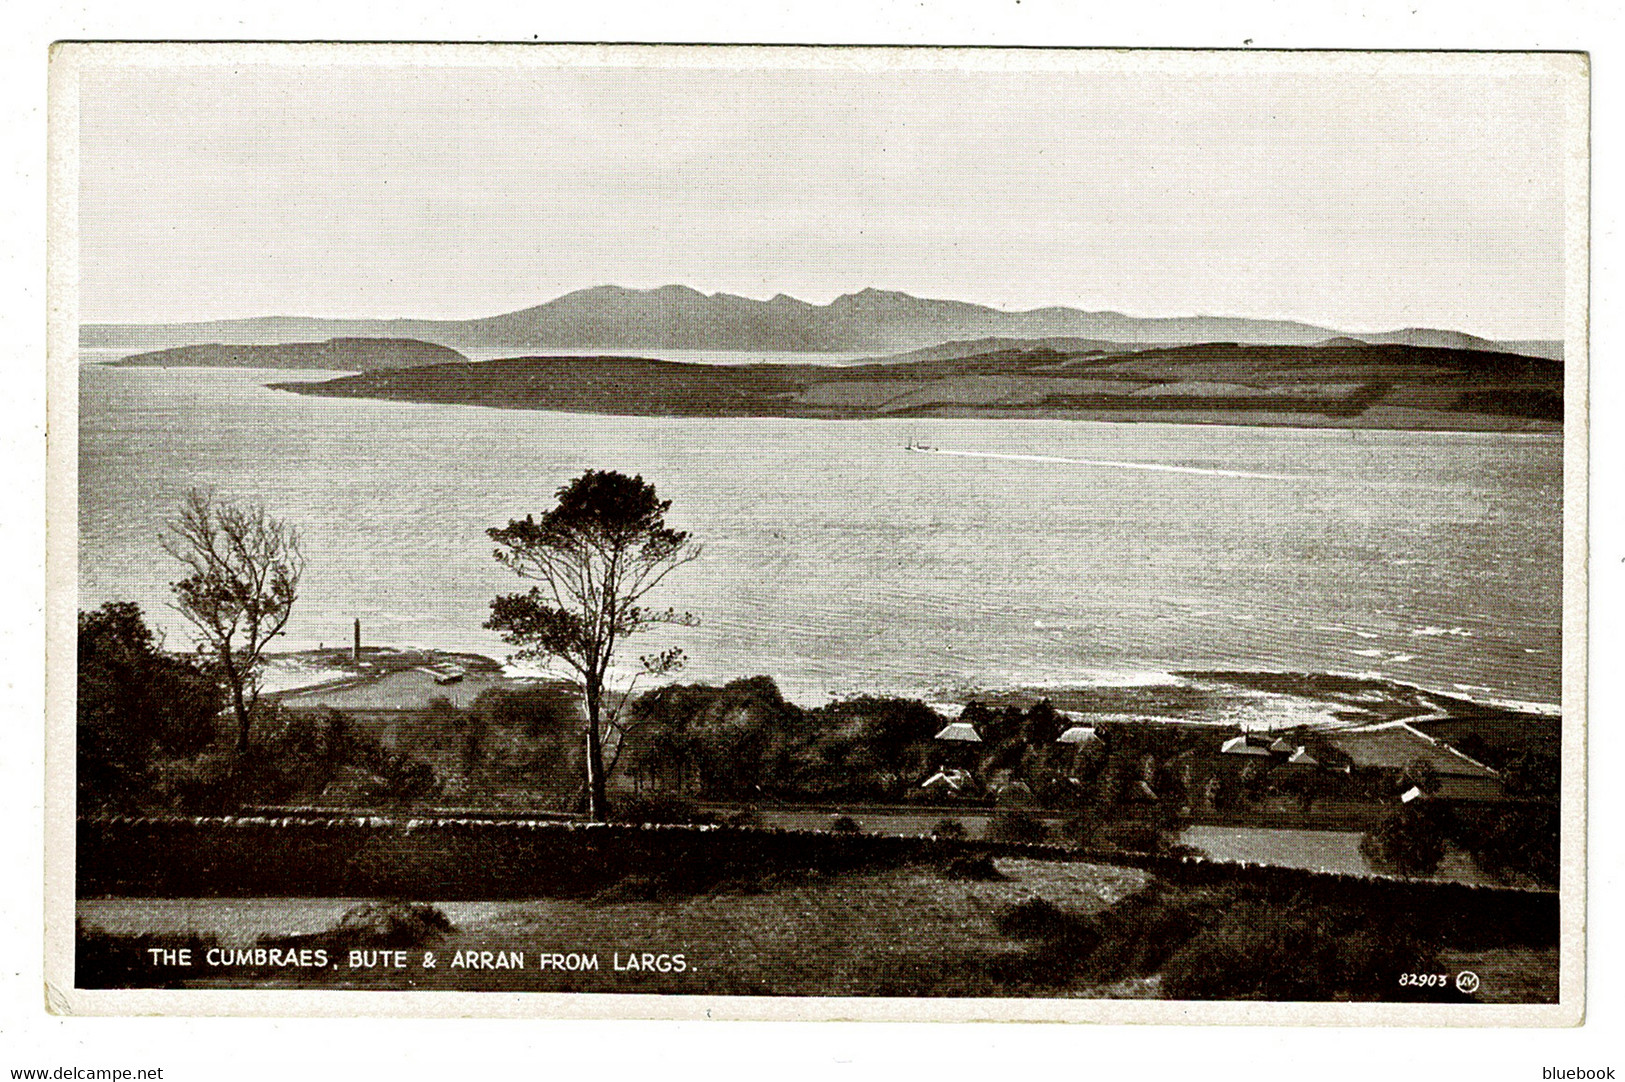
[{"xmin": 911, "ymin": 446, "xmax": 1301, "ymax": 482}]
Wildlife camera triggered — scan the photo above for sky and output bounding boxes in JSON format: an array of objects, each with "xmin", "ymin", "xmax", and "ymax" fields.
[{"xmin": 74, "ymin": 54, "xmax": 1580, "ymax": 339}]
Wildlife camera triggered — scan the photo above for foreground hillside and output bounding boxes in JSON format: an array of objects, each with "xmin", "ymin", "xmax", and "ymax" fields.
[
  {"xmin": 271, "ymin": 340, "xmax": 1563, "ymax": 430},
  {"xmin": 113, "ymin": 337, "xmax": 468, "ymax": 370}
]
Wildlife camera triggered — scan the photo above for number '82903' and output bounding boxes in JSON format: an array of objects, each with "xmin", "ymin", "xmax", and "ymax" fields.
[{"xmin": 1398, "ymin": 973, "xmax": 1449, "ymax": 988}]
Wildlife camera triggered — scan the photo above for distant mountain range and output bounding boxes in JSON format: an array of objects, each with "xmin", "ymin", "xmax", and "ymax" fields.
[{"xmin": 80, "ymin": 285, "xmax": 1564, "ymax": 361}]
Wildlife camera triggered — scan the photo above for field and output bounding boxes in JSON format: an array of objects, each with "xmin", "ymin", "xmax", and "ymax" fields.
[
  {"xmin": 81, "ymin": 859, "xmax": 1148, "ymax": 995},
  {"xmin": 77, "ymin": 856, "xmax": 1557, "ymax": 1001}
]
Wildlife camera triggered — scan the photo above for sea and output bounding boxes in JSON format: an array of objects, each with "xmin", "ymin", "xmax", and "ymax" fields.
[{"xmin": 76, "ymin": 358, "xmax": 1564, "ymax": 711}]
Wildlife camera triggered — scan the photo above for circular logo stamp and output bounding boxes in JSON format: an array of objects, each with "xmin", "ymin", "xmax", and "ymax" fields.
[{"xmin": 1455, "ymin": 970, "xmax": 1481, "ymax": 994}]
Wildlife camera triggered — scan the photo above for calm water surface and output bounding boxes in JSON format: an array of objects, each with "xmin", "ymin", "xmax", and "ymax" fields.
[{"xmin": 78, "ymin": 365, "xmax": 1562, "ymax": 707}]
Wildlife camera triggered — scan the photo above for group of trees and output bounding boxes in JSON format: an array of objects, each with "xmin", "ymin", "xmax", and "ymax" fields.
[
  {"xmin": 77, "ymin": 602, "xmax": 224, "ymax": 812},
  {"xmin": 80, "ymin": 470, "xmax": 697, "ymax": 822},
  {"xmin": 78, "ymin": 485, "xmax": 307, "ymax": 811},
  {"xmin": 1360, "ymin": 753, "xmax": 1560, "ymax": 887},
  {"xmin": 622, "ymin": 679, "xmax": 945, "ymax": 802}
]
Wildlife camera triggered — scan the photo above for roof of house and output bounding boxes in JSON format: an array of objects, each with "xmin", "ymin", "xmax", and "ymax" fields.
[
  {"xmin": 1220, "ymin": 734, "xmax": 1273, "ymax": 757},
  {"xmin": 1287, "ymin": 747, "xmax": 1319, "ymax": 765},
  {"xmin": 1057, "ymin": 725, "xmax": 1101, "ymax": 744},
  {"xmin": 1430, "ymin": 774, "xmax": 1511, "ymax": 803},
  {"xmin": 934, "ymin": 722, "xmax": 983, "ymax": 743},
  {"xmin": 921, "ymin": 768, "xmax": 972, "ymax": 790},
  {"xmin": 1327, "ymin": 725, "xmax": 1498, "ymax": 777}
]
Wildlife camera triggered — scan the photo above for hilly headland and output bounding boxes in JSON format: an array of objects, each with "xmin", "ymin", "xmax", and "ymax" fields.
[{"xmin": 268, "ymin": 339, "xmax": 1563, "ymax": 431}]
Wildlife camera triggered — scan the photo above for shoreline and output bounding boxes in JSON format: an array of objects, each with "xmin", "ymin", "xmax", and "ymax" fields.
[
  {"xmin": 261, "ymin": 646, "xmax": 1560, "ymax": 732},
  {"xmin": 83, "ymin": 358, "xmax": 1566, "ymax": 437}
]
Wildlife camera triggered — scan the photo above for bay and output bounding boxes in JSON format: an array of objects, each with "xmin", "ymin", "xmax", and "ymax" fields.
[{"xmin": 77, "ymin": 364, "xmax": 1563, "ymax": 708}]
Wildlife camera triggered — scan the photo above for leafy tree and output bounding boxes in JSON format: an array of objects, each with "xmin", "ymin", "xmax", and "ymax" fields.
[
  {"xmin": 1456, "ymin": 804, "xmax": 1559, "ymax": 886},
  {"xmin": 462, "ymin": 685, "xmax": 583, "ymax": 802},
  {"xmin": 485, "ymin": 470, "xmax": 700, "ymax": 820},
  {"xmin": 985, "ymin": 808, "xmax": 1050, "ymax": 844},
  {"xmin": 1401, "ymin": 756, "xmax": 1442, "ymax": 796},
  {"xmin": 77, "ymin": 602, "xmax": 225, "ymax": 811},
  {"xmin": 1499, "ymin": 750, "xmax": 1560, "ymax": 800},
  {"xmin": 162, "ymin": 489, "xmax": 304, "ymax": 752},
  {"xmin": 1361, "ymin": 804, "xmax": 1448, "ymax": 877}
]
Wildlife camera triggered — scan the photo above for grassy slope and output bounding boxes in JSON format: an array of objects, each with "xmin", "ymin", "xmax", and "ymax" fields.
[{"xmin": 80, "ymin": 858, "xmax": 1557, "ymax": 1001}]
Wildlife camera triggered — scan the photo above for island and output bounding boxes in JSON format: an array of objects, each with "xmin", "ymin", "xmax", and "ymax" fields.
[
  {"xmin": 268, "ymin": 340, "xmax": 1563, "ymax": 431},
  {"xmin": 112, "ymin": 337, "xmax": 468, "ymax": 371}
]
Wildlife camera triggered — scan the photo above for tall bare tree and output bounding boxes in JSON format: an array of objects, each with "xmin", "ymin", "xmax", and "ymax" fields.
[
  {"xmin": 486, "ymin": 470, "xmax": 700, "ymax": 821},
  {"xmin": 163, "ymin": 489, "xmax": 304, "ymax": 752}
]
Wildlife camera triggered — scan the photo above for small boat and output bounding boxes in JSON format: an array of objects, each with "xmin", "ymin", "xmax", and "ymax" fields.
[{"xmin": 905, "ymin": 437, "xmax": 938, "ymax": 453}]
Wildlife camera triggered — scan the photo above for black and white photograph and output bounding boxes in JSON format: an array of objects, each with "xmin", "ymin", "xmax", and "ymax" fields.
[{"xmin": 44, "ymin": 44, "xmax": 1586, "ymax": 1024}]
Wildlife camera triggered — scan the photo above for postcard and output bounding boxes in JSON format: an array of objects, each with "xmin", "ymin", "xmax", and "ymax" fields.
[{"xmin": 44, "ymin": 43, "xmax": 1588, "ymax": 1023}]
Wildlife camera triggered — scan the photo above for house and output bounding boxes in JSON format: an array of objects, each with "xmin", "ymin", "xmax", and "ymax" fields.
[
  {"xmin": 1326, "ymin": 723, "xmax": 1509, "ymax": 804},
  {"xmin": 920, "ymin": 767, "xmax": 974, "ymax": 793}
]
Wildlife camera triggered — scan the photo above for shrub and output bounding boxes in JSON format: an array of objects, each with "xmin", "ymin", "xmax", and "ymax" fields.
[
  {"xmin": 1100, "ymin": 820, "xmax": 1167, "ymax": 854},
  {"xmin": 1451, "ymin": 804, "xmax": 1559, "ymax": 887},
  {"xmin": 611, "ymin": 793, "xmax": 714, "ymax": 825},
  {"xmin": 987, "ymin": 897, "xmax": 1106, "ymax": 985},
  {"xmin": 76, "ymin": 923, "xmax": 221, "ymax": 989},
  {"xmin": 593, "ymin": 875, "xmax": 679, "ymax": 903},
  {"xmin": 1160, "ymin": 897, "xmax": 1432, "ymax": 1001},
  {"xmin": 984, "ymin": 882, "xmax": 1431, "ymax": 998},
  {"xmin": 829, "ymin": 815, "xmax": 862, "ymax": 834},
  {"xmin": 261, "ymin": 901, "xmax": 454, "ymax": 950},
  {"xmin": 1361, "ymin": 804, "xmax": 1447, "ymax": 877},
  {"xmin": 78, "ymin": 602, "xmax": 227, "ymax": 812},
  {"xmin": 941, "ymin": 853, "xmax": 1005, "ymax": 881},
  {"xmin": 985, "ymin": 809, "xmax": 1050, "ymax": 845},
  {"xmin": 1059, "ymin": 809, "xmax": 1103, "ymax": 848},
  {"xmin": 995, "ymin": 897, "xmax": 1073, "ymax": 939},
  {"xmin": 929, "ymin": 817, "xmax": 967, "ymax": 840}
]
